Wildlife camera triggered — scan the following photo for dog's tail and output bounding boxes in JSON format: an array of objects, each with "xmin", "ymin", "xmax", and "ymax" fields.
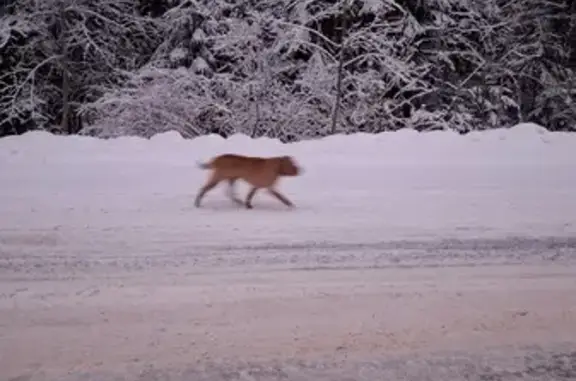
[{"xmin": 196, "ymin": 160, "xmax": 212, "ymax": 170}]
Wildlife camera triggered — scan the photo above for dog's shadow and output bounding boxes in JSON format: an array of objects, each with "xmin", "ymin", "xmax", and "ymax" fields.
[{"xmin": 191, "ymin": 199, "xmax": 303, "ymax": 212}]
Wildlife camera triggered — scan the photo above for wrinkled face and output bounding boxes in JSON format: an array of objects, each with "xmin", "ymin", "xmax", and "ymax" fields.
[{"xmin": 278, "ymin": 156, "xmax": 300, "ymax": 176}]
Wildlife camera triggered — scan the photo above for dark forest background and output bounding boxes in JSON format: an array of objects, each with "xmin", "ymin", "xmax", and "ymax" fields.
[{"xmin": 1, "ymin": 0, "xmax": 575, "ymax": 142}]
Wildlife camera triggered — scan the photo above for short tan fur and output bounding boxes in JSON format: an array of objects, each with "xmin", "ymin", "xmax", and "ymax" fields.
[{"xmin": 194, "ymin": 153, "xmax": 301, "ymax": 209}]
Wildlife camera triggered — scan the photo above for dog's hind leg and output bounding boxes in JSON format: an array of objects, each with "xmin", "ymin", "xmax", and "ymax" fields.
[{"xmin": 194, "ymin": 174, "xmax": 221, "ymax": 207}]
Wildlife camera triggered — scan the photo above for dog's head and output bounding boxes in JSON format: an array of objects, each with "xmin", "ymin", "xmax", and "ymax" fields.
[{"xmin": 277, "ymin": 155, "xmax": 301, "ymax": 176}]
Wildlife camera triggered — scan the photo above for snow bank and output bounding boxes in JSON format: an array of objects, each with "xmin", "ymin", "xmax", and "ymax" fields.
[
  {"xmin": 0, "ymin": 124, "xmax": 575, "ymax": 258},
  {"xmin": 2, "ymin": 122, "xmax": 571, "ymax": 165}
]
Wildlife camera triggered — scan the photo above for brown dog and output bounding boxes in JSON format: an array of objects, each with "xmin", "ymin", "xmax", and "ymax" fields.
[{"xmin": 194, "ymin": 153, "xmax": 301, "ymax": 209}]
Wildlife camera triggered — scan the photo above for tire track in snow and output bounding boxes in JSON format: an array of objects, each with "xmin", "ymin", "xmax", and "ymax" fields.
[{"xmin": 1, "ymin": 235, "xmax": 575, "ymax": 279}]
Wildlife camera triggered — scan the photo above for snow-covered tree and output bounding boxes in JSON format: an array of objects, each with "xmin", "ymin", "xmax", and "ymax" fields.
[
  {"xmin": 82, "ymin": 0, "xmax": 339, "ymax": 141},
  {"xmin": 6, "ymin": 0, "xmax": 574, "ymax": 139},
  {"xmin": 79, "ymin": 65, "xmax": 242, "ymax": 138},
  {"xmin": 0, "ymin": 0, "xmax": 161, "ymax": 135},
  {"xmin": 408, "ymin": 0, "xmax": 576, "ymax": 132}
]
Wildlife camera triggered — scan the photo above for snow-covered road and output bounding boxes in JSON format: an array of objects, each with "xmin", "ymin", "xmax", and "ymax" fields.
[
  {"xmin": 1, "ymin": 125, "xmax": 576, "ymax": 380},
  {"xmin": 1, "ymin": 256, "xmax": 576, "ymax": 381}
]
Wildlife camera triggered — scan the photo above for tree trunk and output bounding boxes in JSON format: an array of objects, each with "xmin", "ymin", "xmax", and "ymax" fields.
[
  {"xmin": 60, "ymin": 66, "xmax": 71, "ymax": 134},
  {"xmin": 569, "ymin": 0, "xmax": 576, "ymax": 68},
  {"xmin": 58, "ymin": 5, "xmax": 71, "ymax": 134},
  {"xmin": 251, "ymin": 83, "xmax": 261, "ymax": 138},
  {"xmin": 330, "ymin": 1, "xmax": 349, "ymax": 135}
]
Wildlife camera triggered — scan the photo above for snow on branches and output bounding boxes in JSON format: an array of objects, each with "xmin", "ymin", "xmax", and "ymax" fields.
[
  {"xmin": 0, "ymin": 0, "xmax": 161, "ymax": 135},
  {"xmin": 2, "ymin": 0, "xmax": 575, "ymax": 139}
]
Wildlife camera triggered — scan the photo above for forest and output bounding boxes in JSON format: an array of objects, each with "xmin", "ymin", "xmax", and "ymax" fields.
[{"xmin": 1, "ymin": 0, "xmax": 575, "ymax": 142}]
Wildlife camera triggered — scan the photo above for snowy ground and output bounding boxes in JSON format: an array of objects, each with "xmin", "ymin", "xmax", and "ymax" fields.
[{"xmin": 1, "ymin": 123, "xmax": 576, "ymax": 380}]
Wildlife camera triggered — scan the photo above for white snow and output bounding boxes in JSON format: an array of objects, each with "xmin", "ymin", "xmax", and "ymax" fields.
[
  {"xmin": 2, "ymin": 123, "xmax": 576, "ymax": 380},
  {"xmin": 1, "ymin": 122, "xmax": 575, "ymax": 258},
  {"xmin": 191, "ymin": 56, "xmax": 210, "ymax": 73},
  {"xmin": 168, "ymin": 47, "xmax": 187, "ymax": 62}
]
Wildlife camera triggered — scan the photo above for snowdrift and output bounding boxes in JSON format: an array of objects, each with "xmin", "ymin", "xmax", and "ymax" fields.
[{"xmin": 0, "ymin": 123, "xmax": 575, "ymax": 258}]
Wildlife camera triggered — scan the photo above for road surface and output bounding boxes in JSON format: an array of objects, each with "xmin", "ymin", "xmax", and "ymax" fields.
[{"xmin": 1, "ymin": 237, "xmax": 576, "ymax": 381}]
